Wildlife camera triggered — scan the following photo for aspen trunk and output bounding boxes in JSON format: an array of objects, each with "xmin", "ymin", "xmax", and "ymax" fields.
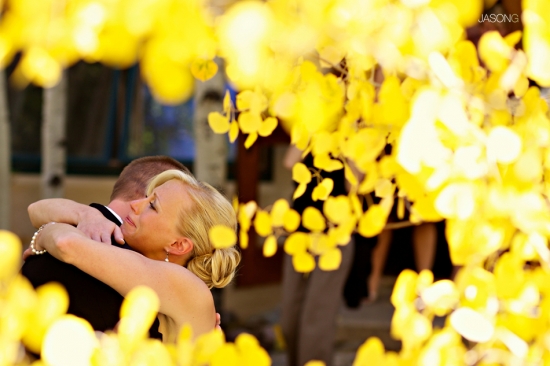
[
  {"xmin": 42, "ymin": 72, "xmax": 67, "ymax": 199},
  {"xmin": 0, "ymin": 70, "xmax": 10, "ymax": 230},
  {"xmin": 193, "ymin": 60, "xmax": 227, "ymax": 189}
]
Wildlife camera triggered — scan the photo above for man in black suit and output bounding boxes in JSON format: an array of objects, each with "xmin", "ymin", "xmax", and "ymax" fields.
[{"xmin": 22, "ymin": 156, "xmax": 189, "ymax": 338}]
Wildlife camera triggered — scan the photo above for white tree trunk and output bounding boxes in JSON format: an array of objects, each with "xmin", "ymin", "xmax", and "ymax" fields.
[
  {"xmin": 0, "ymin": 70, "xmax": 10, "ymax": 230},
  {"xmin": 193, "ymin": 60, "xmax": 227, "ymax": 189},
  {"xmin": 42, "ymin": 72, "xmax": 67, "ymax": 199}
]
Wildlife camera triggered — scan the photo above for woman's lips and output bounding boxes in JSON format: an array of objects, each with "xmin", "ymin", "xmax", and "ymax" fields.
[{"xmin": 125, "ymin": 216, "xmax": 136, "ymax": 227}]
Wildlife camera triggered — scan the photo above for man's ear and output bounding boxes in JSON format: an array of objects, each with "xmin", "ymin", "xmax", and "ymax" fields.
[{"xmin": 168, "ymin": 237, "xmax": 193, "ymax": 256}]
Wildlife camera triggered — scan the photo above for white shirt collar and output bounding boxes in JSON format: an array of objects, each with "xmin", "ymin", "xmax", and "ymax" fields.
[{"xmin": 105, "ymin": 206, "xmax": 123, "ymax": 225}]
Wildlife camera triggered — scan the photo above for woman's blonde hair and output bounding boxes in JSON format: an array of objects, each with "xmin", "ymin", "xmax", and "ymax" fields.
[{"xmin": 146, "ymin": 169, "xmax": 240, "ymax": 289}]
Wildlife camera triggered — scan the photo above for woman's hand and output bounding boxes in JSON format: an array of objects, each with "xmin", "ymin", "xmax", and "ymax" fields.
[{"xmin": 77, "ymin": 210, "xmax": 124, "ymax": 245}]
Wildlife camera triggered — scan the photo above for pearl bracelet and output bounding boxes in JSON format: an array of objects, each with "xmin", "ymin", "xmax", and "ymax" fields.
[{"xmin": 30, "ymin": 222, "xmax": 56, "ymax": 255}]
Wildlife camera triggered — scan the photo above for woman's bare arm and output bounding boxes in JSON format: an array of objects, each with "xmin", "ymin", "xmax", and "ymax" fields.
[
  {"xmin": 36, "ymin": 223, "xmax": 215, "ymax": 333},
  {"xmin": 28, "ymin": 199, "xmax": 123, "ymax": 244}
]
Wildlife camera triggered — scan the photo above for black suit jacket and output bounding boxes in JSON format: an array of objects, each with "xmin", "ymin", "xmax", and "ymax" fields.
[{"xmin": 21, "ymin": 203, "xmax": 161, "ymax": 339}]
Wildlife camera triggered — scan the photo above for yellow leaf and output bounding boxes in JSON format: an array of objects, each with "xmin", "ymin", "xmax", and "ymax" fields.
[
  {"xmin": 238, "ymin": 111, "xmax": 262, "ymax": 134},
  {"xmin": 293, "ymin": 183, "xmax": 308, "ymax": 200},
  {"xmin": 313, "ymin": 154, "xmax": 343, "ymax": 172},
  {"xmin": 209, "ymin": 225, "xmax": 237, "ymax": 248},
  {"xmin": 374, "ymin": 179, "xmax": 395, "ymax": 198},
  {"xmin": 292, "ymin": 251, "xmax": 315, "ymax": 273},
  {"xmin": 283, "ymin": 209, "xmax": 301, "ymax": 233},
  {"xmin": 311, "ymin": 178, "xmax": 333, "ymax": 201},
  {"xmin": 211, "ymin": 343, "xmax": 238, "ymax": 366},
  {"xmin": 478, "ymin": 31, "xmax": 513, "ymax": 73},
  {"xmin": 239, "ymin": 230, "xmax": 249, "ymax": 249},
  {"xmin": 504, "ymin": 30, "xmax": 522, "ymax": 48},
  {"xmin": 258, "ymin": 117, "xmax": 278, "ymax": 137},
  {"xmin": 144, "ymin": 59, "xmax": 194, "ymax": 104},
  {"xmin": 305, "ymin": 361, "xmax": 325, "ymax": 366},
  {"xmin": 344, "ymin": 163, "xmax": 357, "ymax": 187},
  {"xmin": 191, "ymin": 58, "xmax": 218, "ymax": 82},
  {"xmin": 229, "ymin": 120, "xmax": 239, "ymax": 143},
  {"xmin": 292, "ymin": 162, "xmax": 312, "ymax": 184},
  {"xmin": 291, "ymin": 123, "xmax": 310, "ymax": 151},
  {"xmin": 0, "ymin": 230, "xmax": 22, "ymax": 279},
  {"xmin": 236, "ymin": 89, "xmax": 268, "ymax": 114},
  {"xmin": 254, "ymin": 210, "xmax": 272, "ymax": 237},
  {"xmin": 302, "ymin": 207, "xmax": 326, "ymax": 232},
  {"xmin": 42, "ymin": 315, "xmax": 98, "ymax": 366},
  {"xmin": 263, "ymin": 235, "xmax": 278, "ymax": 257},
  {"xmin": 223, "ymin": 90, "xmax": 231, "ymax": 113},
  {"xmin": 270, "ymin": 199, "xmax": 289, "ymax": 227},
  {"xmin": 284, "ymin": 232, "xmax": 310, "ymax": 255},
  {"xmin": 449, "ymin": 307, "xmax": 494, "ymax": 343},
  {"xmin": 353, "ymin": 338, "xmax": 385, "ymax": 366},
  {"xmin": 208, "ymin": 112, "xmax": 231, "ymax": 134},
  {"xmin": 358, "ymin": 204, "xmax": 388, "ymax": 238},
  {"xmin": 390, "ymin": 269, "xmax": 418, "ymax": 308},
  {"xmin": 323, "ymin": 195, "xmax": 352, "ymax": 225},
  {"xmin": 319, "ymin": 247, "xmax": 342, "ymax": 271},
  {"xmin": 244, "ymin": 132, "xmax": 258, "ymax": 149}
]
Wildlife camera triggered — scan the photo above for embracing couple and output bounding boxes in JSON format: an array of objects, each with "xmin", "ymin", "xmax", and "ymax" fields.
[{"xmin": 22, "ymin": 156, "xmax": 240, "ymax": 343}]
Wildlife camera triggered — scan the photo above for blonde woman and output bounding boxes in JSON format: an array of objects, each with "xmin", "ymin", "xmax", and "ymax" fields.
[{"xmin": 30, "ymin": 170, "xmax": 240, "ymax": 341}]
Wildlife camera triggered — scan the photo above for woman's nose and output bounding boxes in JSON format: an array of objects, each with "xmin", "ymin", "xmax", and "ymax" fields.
[{"xmin": 130, "ymin": 198, "xmax": 145, "ymax": 214}]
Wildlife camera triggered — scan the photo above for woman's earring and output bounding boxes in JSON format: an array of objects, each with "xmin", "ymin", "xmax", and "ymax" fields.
[{"xmin": 165, "ymin": 250, "xmax": 170, "ymax": 262}]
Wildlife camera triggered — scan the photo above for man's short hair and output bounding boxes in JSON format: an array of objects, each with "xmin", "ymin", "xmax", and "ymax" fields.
[{"xmin": 110, "ymin": 156, "xmax": 190, "ymax": 202}]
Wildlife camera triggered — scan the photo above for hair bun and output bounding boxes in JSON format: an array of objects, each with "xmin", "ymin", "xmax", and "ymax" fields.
[{"xmin": 187, "ymin": 248, "xmax": 240, "ymax": 289}]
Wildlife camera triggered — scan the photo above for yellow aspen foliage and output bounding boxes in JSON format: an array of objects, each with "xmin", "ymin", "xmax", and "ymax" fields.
[
  {"xmin": 207, "ymin": 112, "xmax": 231, "ymax": 134},
  {"xmin": 209, "ymin": 225, "xmax": 237, "ymax": 249},
  {"xmin": 358, "ymin": 204, "xmax": 388, "ymax": 238},
  {"xmin": 292, "ymin": 251, "xmax": 316, "ymax": 273},
  {"xmin": 319, "ymin": 248, "xmax": 342, "ymax": 271},
  {"xmin": 263, "ymin": 235, "xmax": 278, "ymax": 257},
  {"xmin": 253, "ymin": 210, "xmax": 272, "ymax": 237},
  {"xmin": 270, "ymin": 199, "xmax": 290, "ymax": 227},
  {"xmin": 283, "ymin": 208, "xmax": 301, "ymax": 233},
  {"xmin": 190, "ymin": 58, "xmax": 218, "ymax": 81},
  {"xmin": 302, "ymin": 207, "xmax": 326, "ymax": 232}
]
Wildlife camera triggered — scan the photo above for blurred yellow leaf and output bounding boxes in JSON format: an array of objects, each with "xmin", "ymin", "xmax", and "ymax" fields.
[
  {"xmin": 236, "ymin": 333, "xmax": 271, "ymax": 366},
  {"xmin": 209, "ymin": 225, "xmax": 237, "ymax": 248},
  {"xmin": 238, "ymin": 112, "xmax": 262, "ymax": 134},
  {"xmin": 270, "ymin": 199, "xmax": 289, "ymax": 227},
  {"xmin": 283, "ymin": 209, "xmax": 301, "ymax": 233},
  {"xmin": 319, "ymin": 248, "xmax": 341, "ymax": 271},
  {"xmin": 284, "ymin": 232, "xmax": 309, "ymax": 255},
  {"xmin": 353, "ymin": 337, "xmax": 385, "ymax": 366},
  {"xmin": 258, "ymin": 117, "xmax": 278, "ymax": 137},
  {"xmin": 391, "ymin": 269, "xmax": 418, "ymax": 308},
  {"xmin": 292, "ymin": 251, "xmax": 315, "ymax": 273},
  {"xmin": 211, "ymin": 343, "xmax": 238, "ymax": 366},
  {"xmin": 42, "ymin": 315, "xmax": 98, "ymax": 366},
  {"xmin": 302, "ymin": 207, "xmax": 326, "ymax": 232},
  {"xmin": 191, "ymin": 58, "xmax": 218, "ymax": 81},
  {"xmin": 311, "ymin": 178, "xmax": 333, "ymax": 201},
  {"xmin": 229, "ymin": 120, "xmax": 239, "ymax": 143},
  {"xmin": 324, "ymin": 195, "xmax": 352, "ymax": 225},
  {"xmin": 0, "ymin": 230, "xmax": 22, "ymax": 279},
  {"xmin": 449, "ymin": 307, "xmax": 494, "ymax": 343},
  {"xmin": 293, "ymin": 183, "xmax": 307, "ymax": 200},
  {"xmin": 244, "ymin": 132, "xmax": 258, "ymax": 149},
  {"xmin": 223, "ymin": 90, "xmax": 232, "ymax": 113},
  {"xmin": 208, "ymin": 112, "xmax": 230, "ymax": 134},
  {"xmin": 239, "ymin": 230, "xmax": 249, "ymax": 250},
  {"xmin": 254, "ymin": 210, "xmax": 272, "ymax": 237},
  {"xmin": 358, "ymin": 204, "xmax": 388, "ymax": 238},
  {"xmin": 263, "ymin": 235, "xmax": 278, "ymax": 257},
  {"xmin": 292, "ymin": 162, "xmax": 312, "ymax": 184}
]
